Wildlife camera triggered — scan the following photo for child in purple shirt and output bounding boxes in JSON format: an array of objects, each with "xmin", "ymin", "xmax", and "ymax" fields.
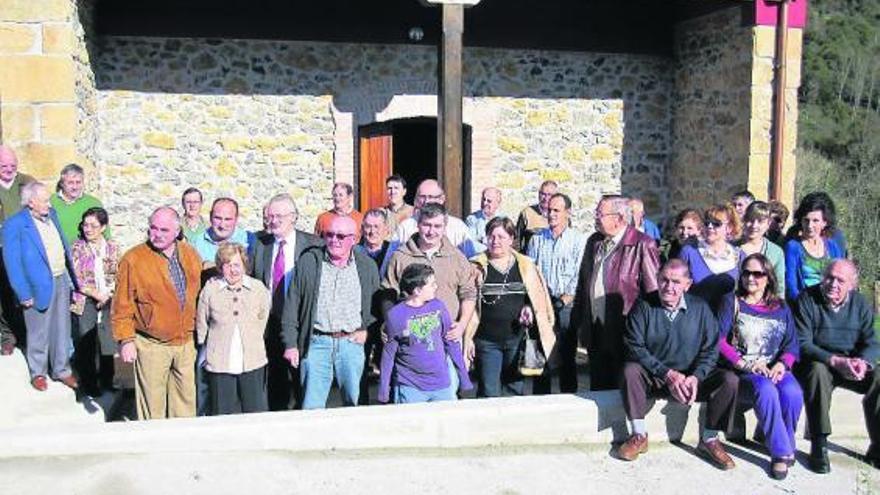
[{"xmin": 379, "ymin": 264, "xmax": 473, "ymax": 404}]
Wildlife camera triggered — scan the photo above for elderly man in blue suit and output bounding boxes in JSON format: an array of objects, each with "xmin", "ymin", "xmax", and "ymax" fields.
[{"xmin": 2, "ymin": 180, "xmax": 78, "ymax": 391}]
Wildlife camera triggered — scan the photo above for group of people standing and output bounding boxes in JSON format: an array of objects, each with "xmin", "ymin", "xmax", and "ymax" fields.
[{"xmin": 0, "ymin": 142, "xmax": 876, "ymax": 480}]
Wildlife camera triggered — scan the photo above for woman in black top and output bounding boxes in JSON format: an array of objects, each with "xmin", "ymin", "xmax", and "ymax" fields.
[{"xmin": 471, "ymin": 217, "xmax": 531, "ymax": 397}]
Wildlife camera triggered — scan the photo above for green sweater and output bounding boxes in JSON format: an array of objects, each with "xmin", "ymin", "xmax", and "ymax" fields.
[
  {"xmin": 49, "ymin": 193, "xmax": 109, "ymax": 244},
  {"xmin": 0, "ymin": 173, "xmax": 36, "ymax": 224}
]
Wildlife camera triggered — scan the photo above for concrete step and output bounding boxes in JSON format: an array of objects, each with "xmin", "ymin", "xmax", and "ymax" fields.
[
  {"xmin": 0, "ymin": 388, "xmax": 868, "ymax": 459},
  {"xmin": 0, "ymin": 348, "xmax": 107, "ymax": 429}
]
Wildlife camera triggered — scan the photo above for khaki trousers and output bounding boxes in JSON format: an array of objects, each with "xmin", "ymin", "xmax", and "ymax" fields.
[{"xmin": 135, "ymin": 334, "xmax": 196, "ymax": 420}]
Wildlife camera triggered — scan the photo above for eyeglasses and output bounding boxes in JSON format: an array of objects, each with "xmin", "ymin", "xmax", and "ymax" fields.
[
  {"xmin": 704, "ymin": 218, "xmax": 726, "ymax": 229},
  {"xmin": 594, "ymin": 212, "xmax": 617, "ymax": 220},
  {"xmin": 324, "ymin": 232, "xmax": 354, "ymax": 241},
  {"xmin": 743, "ymin": 270, "xmax": 767, "ymax": 279}
]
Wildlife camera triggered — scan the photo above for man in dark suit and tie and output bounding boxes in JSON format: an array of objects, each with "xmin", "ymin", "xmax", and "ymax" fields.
[{"xmin": 251, "ymin": 193, "xmax": 322, "ymax": 410}]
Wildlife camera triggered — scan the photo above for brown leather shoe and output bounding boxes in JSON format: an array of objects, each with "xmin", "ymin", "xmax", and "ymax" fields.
[
  {"xmin": 616, "ymin": 434, "xmax": 649, "ymax": 461},
  {"xmin": 1, "ymin": 343, "xmax": 14, "ymax": 356},
  {"xmin": 58, "ymin": 374, "xmax": 79, "ymax": 390},
  {"xmin": 698, "ymin": 439, "xmax": 736, "ymax": 470},
  {"xmin": 31, "ymin": 375, "xmax": 48, "ymax": 391}
]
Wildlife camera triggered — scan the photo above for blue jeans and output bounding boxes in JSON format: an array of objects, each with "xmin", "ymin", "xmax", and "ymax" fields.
[
  {"xmin": 300, "ymin": 334, "xmax": 365, "ymax": 409},
  {"xmin": 475, "ymin": 337, "xmax": 524, "ymax": 397},
  {"xmin": 395, "ymin": 383, "xmax": 456, "ymax": 404}
]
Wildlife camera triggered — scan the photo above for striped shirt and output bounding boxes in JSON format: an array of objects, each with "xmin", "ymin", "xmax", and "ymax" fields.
[{"xmin": 527, "ymin": 226, "xmax": 586, "ymax": 297}]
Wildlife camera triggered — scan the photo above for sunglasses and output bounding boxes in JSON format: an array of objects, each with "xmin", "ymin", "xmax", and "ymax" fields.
[
  {"xmin": 742, "ymin": 269, "xmax": 767, "ymax": 279},
  {"xmin": 323, "ymin": 232, "xmax": 354, "ymax": 241},
  {"xmin": 703, "ymin": 218, "xmax": 725, "ymax": 228}
]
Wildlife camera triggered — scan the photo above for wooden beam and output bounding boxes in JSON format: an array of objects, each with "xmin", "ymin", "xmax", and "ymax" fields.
[{"xmin": 437, "ymin": 3, "xmax": 464, "ymax": 217}]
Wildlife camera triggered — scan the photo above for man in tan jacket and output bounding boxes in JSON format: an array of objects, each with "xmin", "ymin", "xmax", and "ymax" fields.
[{"xmin": 112, "ymin": 207, "xmax": 202, "ymax": 419}]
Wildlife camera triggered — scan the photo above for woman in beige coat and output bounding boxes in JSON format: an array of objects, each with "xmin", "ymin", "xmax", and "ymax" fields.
[
  {"xmin": 196, "ymin": 242, "xmax": 271, "ymax": 415},
  {"xmin": 466, "ymin": 216, "xmax": 556, "ymax": 397}
]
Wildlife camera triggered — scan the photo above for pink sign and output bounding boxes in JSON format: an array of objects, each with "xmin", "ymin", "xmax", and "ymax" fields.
[{"xmin": 755, "ymin": 0, "xmax": 808, "ymax": 28}]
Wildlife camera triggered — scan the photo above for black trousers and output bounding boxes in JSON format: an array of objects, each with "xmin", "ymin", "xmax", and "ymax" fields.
[
  {"xmin": 795, "ymin": 360, "xmax": 880, "ymax": 447},
  {"xmin": 534, "ymin": 302, "xmax": 577, "ymax": 394},
  {"xmin": 621, "ymin": 362, "xmax": 740, "ymax": 433},
  {"xmin": 588, "ymin": 318, "xmax": 625, "ymax": 391},
  {"xmin": 265, "ymin": 319, "xmax": 300, "ymax": 411},
  {"xmin": 208, "ymin": 366, "xmax": 268, "ymax": 415},
  {"xmin": 72, "ymin": 302, "xmax": 116, "ymax": 393}
]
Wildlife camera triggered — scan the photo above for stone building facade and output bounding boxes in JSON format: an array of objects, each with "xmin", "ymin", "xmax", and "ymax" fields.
[{"xmin": 0, "ymin": 1, "xmax": 802, "ymax": 249}]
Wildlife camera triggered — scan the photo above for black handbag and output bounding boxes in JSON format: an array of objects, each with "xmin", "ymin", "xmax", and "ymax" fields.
[{"xmin": 518, "ymin": 323, "xmax": 546, "ymax": 376}]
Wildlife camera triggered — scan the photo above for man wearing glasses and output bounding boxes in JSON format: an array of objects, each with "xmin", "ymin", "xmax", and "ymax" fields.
[
  {"xmin": 391, "ymin": 179, "xmax": 484, "ymax": 259},
  {"xmin": 251, "ymin": 193, "xmax": 322, "ymax": 410},
  {"xmin": 282, "ymin": 215, "xmax": 380, "ymax": 409},
  {"xmin": 572, "ymin": 194, "xmax": 660, "ymax": 391}
]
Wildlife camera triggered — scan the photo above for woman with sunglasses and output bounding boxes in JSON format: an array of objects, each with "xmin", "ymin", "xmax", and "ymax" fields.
[
  {"xmin": 718, "ymin": 253, "xmax": 801, "ymax": 480},
  {"xmin": 784, "ymin": 192, "xmax": 845, "ymax": 302},
  {"xmin": 737, "ymin": 201, "xmax": 785, "ymax": 297},
  {"xmin": 678, "ymin": 203, "xmax": 743, "ymax": 314}
]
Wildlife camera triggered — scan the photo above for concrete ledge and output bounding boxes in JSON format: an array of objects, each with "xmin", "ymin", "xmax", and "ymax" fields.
[
  {"xmin": 0, "ymin": 349, "xmax": 105, "ymax": 429},
  {"xmin": 0, "ymin": 389, "xmax": 868, "ymax": 459}
]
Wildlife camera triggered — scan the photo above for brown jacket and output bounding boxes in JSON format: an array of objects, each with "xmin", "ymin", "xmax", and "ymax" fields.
[
  {"xmin": 382, "ymin": 234, "xmax": 476, "ymax": 320},
  {"xmin": 572, "ymin": 225, "xmax": 660, "ymax": 349},
  {"xmin": 196, "ymin": 275, "xmax": 270, "ymax": 373},
  {"xmin": 112, "ymin": 242, "xmax": 203, "ymax": 345},
  {"xmin": 467, "ymin": 251, "xmax": 557, "ymax": 366}
]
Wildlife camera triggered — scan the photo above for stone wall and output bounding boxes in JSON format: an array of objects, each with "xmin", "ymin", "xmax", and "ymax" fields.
[
  {"xmin": 0, "ymin": 0, "xmax": 91, "ymax": 179},
  {"xmin": 95, "ymin": 37, "xmax": 672, "ymax": 247},
  {"xmin": 668, "ymin": 7, "xmax": 753, "ymax": 217}
]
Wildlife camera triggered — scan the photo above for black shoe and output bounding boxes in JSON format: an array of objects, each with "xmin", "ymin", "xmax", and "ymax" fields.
[
  {"xmin": 865, "ymin": 444, "xmax": 880, "ymax": 469},
  {"xmin": 809, "ymin": 438, "xmax": 831, "ymax": 474}
]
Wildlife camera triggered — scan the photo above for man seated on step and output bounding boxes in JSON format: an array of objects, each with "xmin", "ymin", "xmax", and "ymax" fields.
[
  {"xmin": 387, "ymin": 179, "xmax": 484, "ymax": 267},
  {"xmin": 616, "ymin": 259, "xmax": 739, "ymax": 470},
  {"xmin": 794, "ymin": 259, "xmax": 880, "ymax": 473}
]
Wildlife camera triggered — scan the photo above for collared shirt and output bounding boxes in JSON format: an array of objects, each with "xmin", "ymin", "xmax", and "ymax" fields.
[
  {"xmin": 527, "ymin": 226, "xmax": 586, "ymax": 298},
  {"xmin": 164, "ymin": 246, "xmax": 187, "ymax": 309},
  {"xmin": 393, "ymin": 214, "xmax": 486, "ymax": 258},
  {"xmin": 191, "ymin": 226, "xmax": 250, "ymax": 263},
  {"xmin": 270, "ymin": 230, "xmax": 298, "ymax": 294},
  {"xmin": 590, "ymin": 228, "xmax": 627, "ymax": 323},
  {"xmin": 33, "ymin": 214, "xmax": 67, "ymax": 276},
  {"xmin": 662, "ymin": 295, "xmax": 688, "ymax": 322},
  {"xmin": 313, "ymin": 252, "xmax": 362, "ymax": 333},
  {"xmin": 465, "ymin": 210, "xmax": 506, "ymax": 245}
]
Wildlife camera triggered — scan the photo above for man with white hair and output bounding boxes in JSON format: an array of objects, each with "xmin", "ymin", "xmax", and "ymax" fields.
[
  {"xmin": 0, "ymin": 145, "xmax": 34, "ymax": 356},
  {"xmin": 112, "ymin": 207, "xmax": 202, "ymax": 419},
  {"xmin": 628, "ymin": 197, "xmax": 661, "ymax": 242},
  {"xmin": 794, "ymin": 259, "xmax": 880, "ymax": 473},
  {"xmin": 49, "ymin": 163, "xmax": 107, "ymax": 245},
  {"xmin": 573, "ymin": 194, "xmax": 660, "ymax": 391},
  {"xmin": 465, "ymin": 187, "xmax": 504, "ymax": 245},
  {"xmin": 251, "ymin": 193, "xmax": 322, "ymax": 410},
  {"xmin": 2, "ymin": 181, "xmax": 78, "ymax": 391}
]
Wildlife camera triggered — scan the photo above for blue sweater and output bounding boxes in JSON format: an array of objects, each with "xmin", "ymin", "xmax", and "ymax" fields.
[
  {"xmin": 784, "ymin": 238, "xmax": 844, "ymax": 302},
  {"xmin": 794, "ymin": 285, "xmax": 880, "ymax": 365}
]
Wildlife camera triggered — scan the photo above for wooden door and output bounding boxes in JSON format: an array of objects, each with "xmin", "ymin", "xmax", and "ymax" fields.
[{"xmin": 358, "ymin": 124, "xmax": 393, "ymax": 212}]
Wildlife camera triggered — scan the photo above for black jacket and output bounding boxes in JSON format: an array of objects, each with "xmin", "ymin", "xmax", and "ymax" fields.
[{"xmin": 281, "ymin": 247, "xmax": 380, "ymax": 358}]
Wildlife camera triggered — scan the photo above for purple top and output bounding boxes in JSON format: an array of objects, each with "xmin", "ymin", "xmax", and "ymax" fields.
[
  {"xmin": 717, "ymin": 297, "xmax": 798, "ymax": 369},
  {"xmin": 679, "ymin": 243, "xmax": 743, "ymax": 314},
  {"xmin": 378, "ymin": 299, "xmax": 473, "ymax": 402}
]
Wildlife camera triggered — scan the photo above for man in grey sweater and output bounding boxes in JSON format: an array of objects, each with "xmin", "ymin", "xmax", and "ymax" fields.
[{"xmin": 794, "ymin": 259, "xmax": 880, "ymax": 473}]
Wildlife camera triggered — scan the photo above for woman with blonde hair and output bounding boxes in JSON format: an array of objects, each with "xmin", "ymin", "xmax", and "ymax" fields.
[
  {"xmin": 679, "ymin": 203, "xmax": 743, "ymax": 313},
  {"xmin": 196, "ymin": 242, "xmax": 271, "ymax": 415}
]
